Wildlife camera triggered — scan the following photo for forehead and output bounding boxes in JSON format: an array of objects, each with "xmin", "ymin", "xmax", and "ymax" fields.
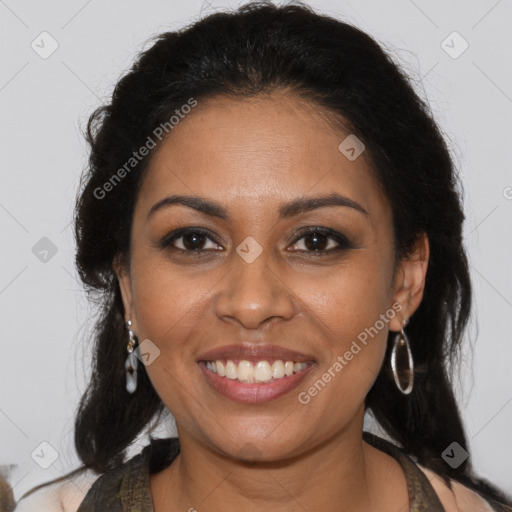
[{"xmin": 136, "ymin": 93, "xmax": 390, "ymax": 223}]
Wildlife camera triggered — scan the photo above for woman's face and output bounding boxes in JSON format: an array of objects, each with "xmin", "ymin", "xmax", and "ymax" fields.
[{"xmin": 116, "ymin": 92, "xmax": 428, "ymax": 461}]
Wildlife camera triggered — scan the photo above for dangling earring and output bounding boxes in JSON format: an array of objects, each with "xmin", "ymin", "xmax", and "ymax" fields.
[
  {"xmin": 390, "ymin": 319, "xmax": 414, "ymax": 395},
  {"xmin": 125, "ymin": 319, "xmax": 138, "ymax": 393}
]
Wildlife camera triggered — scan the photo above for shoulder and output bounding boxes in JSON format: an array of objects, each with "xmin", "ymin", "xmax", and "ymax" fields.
[
  {"xmin": 77, "ymin": 438, "xmax": 180, "ymax": 511},
  {"xmin": 14, "ymin": 469, "xmax": 98, "ymax": 512},
  {"xmin": 14, "ymin": 439, "xmax": 179, "ymax": 512},
  {"xmin": 417, "ymin": 464, "xmax": 501, "ymax": 512}
]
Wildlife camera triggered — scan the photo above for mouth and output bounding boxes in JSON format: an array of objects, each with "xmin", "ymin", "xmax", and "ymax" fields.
[{"xmin": 197, "ymin": 344, "xmax": 316, "ymax": 404}]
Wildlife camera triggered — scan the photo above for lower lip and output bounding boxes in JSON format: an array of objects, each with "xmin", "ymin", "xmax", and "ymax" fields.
[{"xmin": 198, "ymin": 362, "xmax": 315, "ymax": 404}]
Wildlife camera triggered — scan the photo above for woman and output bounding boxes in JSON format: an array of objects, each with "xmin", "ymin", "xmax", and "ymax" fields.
[{"xmin": 14, "ymin": 1, "xmax": 512, "ymax": 510}]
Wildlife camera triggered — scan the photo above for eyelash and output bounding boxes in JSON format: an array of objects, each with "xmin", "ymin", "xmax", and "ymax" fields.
[{"xmin": 158, "ymin": 226, "xmax": 354, "ymax": 256}]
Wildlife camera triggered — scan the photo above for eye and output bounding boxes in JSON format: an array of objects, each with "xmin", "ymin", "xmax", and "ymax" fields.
[
  {"xmin": 288, "ymin": 227, "xmax": 353, "ymax": 254},
  {"xmin": 159, "ymin": 228, "xmax": 223, "ymax": 253}
]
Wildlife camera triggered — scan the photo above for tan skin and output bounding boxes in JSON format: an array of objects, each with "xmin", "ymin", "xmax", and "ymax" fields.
[{"xmin": 115, "ymin": 91, "xmax": 429, "ymax": 512}]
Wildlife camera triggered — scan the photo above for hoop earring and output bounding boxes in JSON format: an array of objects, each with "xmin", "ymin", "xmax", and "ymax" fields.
[
  {"xmin": 390, "ymin": 322, "xmax": 414, "ymax": 395},
  {"xmin": 125, "ymin": 320, "xmax": 138, "ymax": 394}
]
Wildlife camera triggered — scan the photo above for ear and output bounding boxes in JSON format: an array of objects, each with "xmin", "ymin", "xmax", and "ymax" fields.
[
  {"xmin": 113, "ymin": 253, "xmax": 135, "ymax": 326},
  {"xmin": 389, "ymin": 232, "xmax": 429, "ymax": 332}
]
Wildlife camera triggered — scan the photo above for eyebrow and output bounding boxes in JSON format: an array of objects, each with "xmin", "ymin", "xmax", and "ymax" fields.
[{"xmin": 146, "ymin": 192, "xmax": 368, "ymax": 222}]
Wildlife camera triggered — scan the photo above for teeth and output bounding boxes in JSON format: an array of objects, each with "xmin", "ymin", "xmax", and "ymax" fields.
[
  {"xmin": 205, "ymin": 359, "xmax": 309, "ymax": 383},
  {"xmin": 272, "ymin": 360, "xmax": 285, "ymax": 379},
  {"xmin": 216, "ymin": 361, "xmax": 225, "ymax": 377},
  {"xmin": 238, "ymin": 360, "xmax": 254, "ymax": 382},
  {"xmin": 254, "ymin": 361, "xmax": 272, "ymax": 382},
  {"xmin": 225, "ymin": 360, "xmax": 237, "ymax": 379}
]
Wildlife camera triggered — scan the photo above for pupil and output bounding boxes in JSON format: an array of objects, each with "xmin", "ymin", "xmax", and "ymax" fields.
[
  {"xmin": 184, "ymin": 233, "xmax": 204, "ymax": 250},
  {"xmin": 305, "ymin": 232, "xmax": 327, "ymax": 251}
]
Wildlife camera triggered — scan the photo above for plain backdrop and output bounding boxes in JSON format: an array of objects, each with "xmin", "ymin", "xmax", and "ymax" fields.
[{"xmin": 1, "ymin": 0, "xmax": 511, "ymax": 503}]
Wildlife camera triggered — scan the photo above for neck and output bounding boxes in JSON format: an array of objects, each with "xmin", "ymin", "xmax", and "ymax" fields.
[{"xmin": 150, "ymin": 410, "xmax": 407, "ymax": 512}]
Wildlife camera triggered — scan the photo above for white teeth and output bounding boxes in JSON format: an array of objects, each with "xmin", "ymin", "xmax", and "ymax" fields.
[
  {"xmin": 216, "ymin": 360, "xmax": 225, "ymax": 377},
  {"xmin": 225, "ymin": 360, "xmax": 237, "ymax": 379},
  {"xmin": 237, "ymin": 360, "xmax": 254, "ymax": 382},
  {"xmin": 271, "ymin": 360, "xmax": 285, "ymax": 379},
  {"xmin": 294, "ymin": 362, "xmax": 308, "ymax": 372},
  {"xmin": 205, "ymin": 359, "xmax": 309, "ymax": 383},
  {"xmin": 254, "ymin": 361, "xmax": 272, "ymax": 382}
]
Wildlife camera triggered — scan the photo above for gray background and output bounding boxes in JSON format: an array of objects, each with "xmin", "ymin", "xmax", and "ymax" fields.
[{"xmin": 1, "ymin": 0, "xmax": 511, "ymax": 502}]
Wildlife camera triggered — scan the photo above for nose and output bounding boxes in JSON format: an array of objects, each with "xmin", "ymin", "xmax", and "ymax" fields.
[{"xmin": 214, "ymin": 248, "xmax": 297, "ymax": 330}]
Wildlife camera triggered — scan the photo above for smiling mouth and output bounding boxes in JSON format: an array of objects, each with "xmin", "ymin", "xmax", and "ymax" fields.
[
  {"xmin": 201, "ymin": 358, "xmax": 314, "ymax": 383},
  {"xmin": 198, "ymin": 358, "xmax": 316, "ymax": 404}
]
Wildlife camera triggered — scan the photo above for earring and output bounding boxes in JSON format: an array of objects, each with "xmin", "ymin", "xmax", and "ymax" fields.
[
  {"xmin": 125, "ymin": 320, "xmax": 138, "ymax": 394},
  {"xmin": 390, "ymin": 320, "xmax": 414, "ymax": 395}
]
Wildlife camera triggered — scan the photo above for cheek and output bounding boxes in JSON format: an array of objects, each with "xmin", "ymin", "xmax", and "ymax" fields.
[
  {"xmin": 295, "ymin": 254, "xmax": 393, "ymax": 400},
  {"xmin": 298, "ymin": 253, "xmax": 394, "ymax": 346},
  {"xmin": 293, "ymin": 284, "xmax": 391, "ymax": 427},
  {"xmin": 129, "ymin": 251, "xmax": 215, "ymax": 344},
  {"xmin": 127, "ymin": 255, "xmax": 215, "ymax": 422}
]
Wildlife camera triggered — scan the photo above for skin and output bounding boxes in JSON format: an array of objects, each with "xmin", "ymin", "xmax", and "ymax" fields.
[{"xmin": 115, "ymin": 91, "xmax": 430, "ymax": 512}]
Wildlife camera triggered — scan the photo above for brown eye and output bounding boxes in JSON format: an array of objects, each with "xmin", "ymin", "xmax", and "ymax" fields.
[
  {"xmin": 289, "ymin": 227, "xmax": 353, "ymax": 254},
  {"xmin": 159, "ymin": 228, "xmax": 223, "ymax": 253}
]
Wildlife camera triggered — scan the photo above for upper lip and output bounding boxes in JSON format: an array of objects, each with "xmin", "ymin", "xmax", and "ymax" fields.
[{"xmin": 197, "ymin": 343, "xmax": 315, "ymax": 363}]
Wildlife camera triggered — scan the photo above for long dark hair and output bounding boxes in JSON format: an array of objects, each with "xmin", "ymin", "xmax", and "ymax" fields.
[{"xmin": 62, "ymin": 1, "xmax": 511, "ymax": 507}]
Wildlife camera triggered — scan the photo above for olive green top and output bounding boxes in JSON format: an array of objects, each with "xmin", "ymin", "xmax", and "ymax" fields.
[{"xmin": 76, "ymin": 432, "xmax": 508, "ymax": 511}]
